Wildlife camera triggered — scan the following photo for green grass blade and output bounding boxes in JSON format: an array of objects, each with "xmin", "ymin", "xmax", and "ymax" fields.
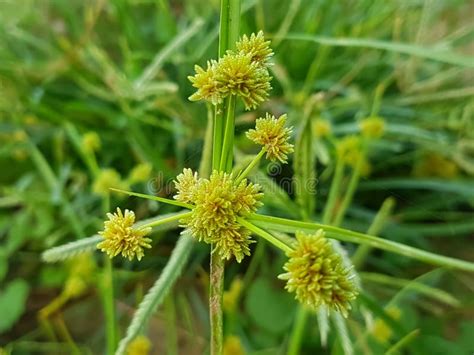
[{"xmin": 283, "ymin": 33, "xmax": 474, "ymax": 67}]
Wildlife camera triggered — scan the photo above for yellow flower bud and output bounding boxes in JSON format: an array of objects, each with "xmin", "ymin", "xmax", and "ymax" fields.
[
  {"xmin": 359, "ymin": 116, "xmax": 385, "ymax": 139},
  {"xmin": 82, "ymin": 131, "xmax": 101, "ymax": 153},
  {"xmin": 129, "ymin": 163, "xmax": 152, "ymax": 184},
  {"xmin": 93, "ymin": 169, "xmax": 130, "ymax": 197},
  {"xmin": 313, "ymin": 119, "xmax": 331, "ymax": 138},
  {"xmin": 126, "ymin": 335, "xmax": 152, "ymax": 355},
  {"xmin": 223, "ymin": 335, "xmax": 246, "ymax": 355}
]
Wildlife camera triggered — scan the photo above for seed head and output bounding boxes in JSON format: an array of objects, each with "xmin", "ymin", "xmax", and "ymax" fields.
[
  {"xmin": 235, "ymin": 31, "xmax": 273, "ymax": 66},
  {"xmin": 177, "ymin": 170, "xmax": 262, "ymax": 262},
  {"xmin": 98, "ymin": 208, "xmax": 152, "ymax": 261},
  {"xmin": 216, "ymin": 53, "xmax": 272, "ymax": 110},
  {"xmin": 278, "ymin": 230, "xmax": 358, "ymax": 317},
  {"xmin": 188, "ymin": 60, "xmax": 222, "ymax": 105},
  {"xmin": 246, "ymin": 113, "xmax": 294, "ymax": 163},
  {"xmin": 359, "ymin": 116, "xmax": 385, "ymax": 138}
]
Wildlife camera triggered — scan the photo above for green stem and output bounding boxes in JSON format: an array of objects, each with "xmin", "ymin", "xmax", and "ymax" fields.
[
  {"xmin": 331, "ymin": 150, "xmax": 364, "ymax": 226},
  {"xmin": 238, "ymin": 218, "xmax": 293, "ymax": 254},
  {"xmin": 109, "ymin": 188, "xmax": 193, "ymax": 209},
  {"xmin": 352, "ymin": 197, "xmax": 395, "ymax": 268},
  {"xmin": 248, "ymin": 214, "xmax": 474, "ymax": 272},
  {"xmin": 219, "ymin": 95, "xmax": 236, "ymax": 171},
  {"xmin": 287, "ymin": 307, "xmax": 309, "ymax": 355},
  {"xmin": 103, "ymin": 257, "xmax": 116, "ymax": 355},
  {"xmin": 235, "ymin": 148, "xmax": 266, "ymax": 184},
  {"xmin": 213, "ymin": 106, "xmax": 224, "ymax": 171},
  {"xmin": 322, "ymin": 157, "xmax": 344, "ymax": 224},
  {"xmin": 210, "ymin": 2, "xmax": 241, "ymax": 354},
  {"xmin": 141, "ymin": 212, "xmax": 191, "ymax": 229}
]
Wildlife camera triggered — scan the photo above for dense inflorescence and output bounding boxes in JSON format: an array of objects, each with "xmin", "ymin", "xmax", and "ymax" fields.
[
  {"xmin": 246, "ymin": 113, "xmax": 294, "ymax": 163},
  {"xmin": 188, "ymin": 32, "xmax": 273, "ymax": 110},
  {"xmin": 279, "ymin": 230, "xmax": 358, "ymax": 317},
  {"xmin": 174, "ymin": 169, "xmax": 263, "ymax": 262},
  {"xmin": 97, "ymin": 208, "xmax": 152, "ymax": 261}
]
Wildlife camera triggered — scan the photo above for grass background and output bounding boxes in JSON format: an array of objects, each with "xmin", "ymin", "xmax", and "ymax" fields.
[{"xmin": 1, "ymin": 0, "xmax": 473, "ymax": 354}]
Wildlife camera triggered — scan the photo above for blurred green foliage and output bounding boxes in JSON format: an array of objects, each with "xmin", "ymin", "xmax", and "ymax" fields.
[{"xmin": 1, "ymin": 0, "xmax": 473, "ymax": 354}]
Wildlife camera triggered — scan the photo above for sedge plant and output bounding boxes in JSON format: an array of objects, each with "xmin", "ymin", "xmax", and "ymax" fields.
[{"xmin": 41, "ymin": 2, "xmax": 474, "ymax": 354}]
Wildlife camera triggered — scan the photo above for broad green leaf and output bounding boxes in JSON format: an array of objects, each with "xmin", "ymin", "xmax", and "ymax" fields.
[
  {"xmin": 0, "ymin": 279, "xmax": 30, "ymax": 333},
  {"xmin": 245, "ymin": 278, "xmax": 296, "ymax": 334}
]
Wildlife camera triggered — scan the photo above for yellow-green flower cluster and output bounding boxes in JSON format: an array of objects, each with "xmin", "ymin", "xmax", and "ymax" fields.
[
  {"xmin": 126, "ymin": 335, "xmax": 152, "ymax": 355},
  {"xmin": 278, "ymin": 230, "xmax": 358, "ymax": 317},
  {"xmin": 93, "ymin": 168, "xmax": 130, "ymax": 197},
  {"xmin": 81, "ymin": 131, "xmax": 101, "ymax": 153},
  {"xmin": 97, "ymin": 208, "xmax": 152, "ymax": 261},
  {"xmin": 359, "ymin": 116, "xmax": 385, "ymax": 138},
  {"xmin": 246, "ymin": 113, "xmax": 294, "ymax": 163},
  {"xmin": 174, "ymin": 169, "xmax": 263, "ymax": 262},
  {"xmin": 188, "ymin": 31, "xmax": 273, "ymax": 110},
  {"xmin": 313, "ymin": 119, "xmax": 332, "ymax": 138},
  {"xmin": 336, "ymin": 135, "xmax": 371, "ymax": 176}
]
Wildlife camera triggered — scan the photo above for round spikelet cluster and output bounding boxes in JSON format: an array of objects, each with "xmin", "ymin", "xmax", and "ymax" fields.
[
  {"xmin": 235, "ymin": 31, "xmax": 273, "ymax": 65},
  {"xmin": 174, "ymin": 169, "xmax": 263, "ymax": 262},
  {"xmin": 188, "ymin": 32, "xmax": 273, "ymax": 110},
  {"xmin": 97, "ymin": 208, "xmax": 152, "ymax": 261},
  {"xmin": 278, "ymin": 230, "xmax": 358, "ymax": 317},
  {"xmin": 246, "ymin": 113, "xmax": 294, "ymax": 163},
  {"xmin": 359, "ymin": 116, "xmax": 385, "ymax": 139},
  {"xmin": 216, "ymin": 53, "xmax": 271, "ymax": 110},
  {"xmin": 188, "ymin": 60, "xmax": 222, "ymax": 105}
]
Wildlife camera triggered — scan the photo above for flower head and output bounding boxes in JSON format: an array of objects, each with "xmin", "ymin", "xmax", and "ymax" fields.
[
  {"xmin": 359, "ymin": 116, "xmax": 385, "ymax": 138},
  {"xmin": 188, "ymin": 60, "xmax": 222, "ymax": 105},
  {"xmin": 313, "ymin": 119, "xmax": 331, "ymax": 138},
  {"xmin": 98, "ymin": 208, "xmax": 152, "ymax": 261},
  {"xmin": 176, "ymin": 170, "xmax": 262, "ymax": 262},
  {"xmin": 246, "ymin": 113, "xmax": 294, "ymax": 163},
  {"xmin": 278, "ymin": 230, "xmax": 358, "ymax": 317},
  {"xmin": 235, "ymin": 31, "xmax": 273, "ymax": 66},
  {"xmin": 216, "ymin": 53, "xmax": 272, "ymax": 110},
  {"xmin": 93, "ymin": 169, "xmax": 130, "ymax": 197},
  {"xmin": 174, "ymin": 168, "xmax": 199, "ymax": 204},
  {"xmin": 128, "ymin": 163, "xmax": 152, "ymax": 184},
  {"xmin": 82, "ymin": 131, "xmax": 101, "ymax": 153}
]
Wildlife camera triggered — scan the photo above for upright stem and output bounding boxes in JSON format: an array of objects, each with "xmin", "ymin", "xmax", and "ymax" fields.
[
  {"xmin": 322, "ymin": 158, "xmax": 344, "ymax": 224},
  {"xmin": 210, "ymin": 1, "xmax": 241, "ymax": 354}
]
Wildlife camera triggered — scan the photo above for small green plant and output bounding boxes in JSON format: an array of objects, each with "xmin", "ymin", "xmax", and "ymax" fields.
[{"xmin": 40, "ymin": 2, "xmax": 474, "ymax": 355}]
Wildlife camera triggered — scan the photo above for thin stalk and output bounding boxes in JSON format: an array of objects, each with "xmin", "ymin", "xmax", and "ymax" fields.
[
  {"xmin": 352, "ymin": 197, "xmax": 395, "ymax": 268},
  {"xmin": 101, "ymin": 194, "xmax": 116, "ymax": 355},
  {"xmin": 331, "ymin": 150, "xmax": 365, "ymax": 226},
  {"xmin": 219, "ymin": 95, "xmax": 236, "ymax": 171},
  {"xmin": 103, "ymin": 257, "xmax": 116, "ymax": 355},
  {"xmin": 235, "ymin": 148, "xmax": 266, "ymax": 184},
  {"xmin": 248, "ymin": 214, "xmax": 474, "ymax": 272},
  {"xmin": 322, "ymin": 158, "xmax": 345, "ymax": 224},
  {"xmin": 237, "ymin": 218, "xmax": 293, "ymax": 254},
  {"xmin": 210, "ymin": 2, "xmax": 241, "ymax": 354},
  {"xmin": 109, "ymin": 188, "xmax": 193, "ymax": 209},
  {"xmin": 213, "ymin": 106, "xmax": 224, "ymax": 171},
  {"xmin": 287, "ymin": 307, "xmax": 309, "ymax": 355},
  {"xmin": 141, "ymin": 212, "xmax": 191, "ymax": 229}
]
